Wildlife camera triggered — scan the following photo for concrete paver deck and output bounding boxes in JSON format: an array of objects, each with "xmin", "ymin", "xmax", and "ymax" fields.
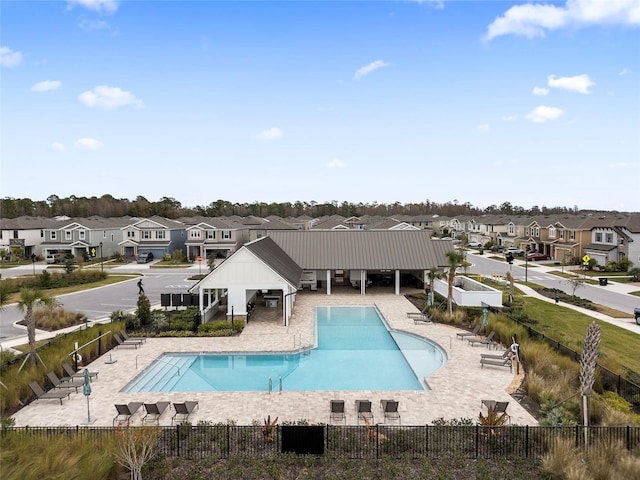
[{"xmin": 10, "ymin": 292, "xmax": 536, "ymax": 427}]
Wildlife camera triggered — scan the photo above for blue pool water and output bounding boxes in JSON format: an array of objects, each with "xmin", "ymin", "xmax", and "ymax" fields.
[{"xmin": 122, "ymin": 306, "xmax": 446, "ymax": 392}]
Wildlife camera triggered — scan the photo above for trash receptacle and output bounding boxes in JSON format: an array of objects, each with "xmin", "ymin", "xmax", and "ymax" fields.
[{"xmin": 599, "ymin": 278, "xmax": 608, "ymax": 286}]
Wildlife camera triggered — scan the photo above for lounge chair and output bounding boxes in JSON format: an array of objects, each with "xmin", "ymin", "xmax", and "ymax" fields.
[
  {"xmin": 409, "ymin": 312, "xmax": 433, "ymax": 325},
  {"xmin": 113, "ymin": 402, "xmax": 143, "ymax": 426},
  {"xmin": 143, "ymin": 401, "xmax": 171, "ymax": 425},
  {"xmin": 330, "ymin": 400, "xmax": 346, "ymax": 424},
  {"xmin": 29, "ymin": 381, "xmax": 72, "ymax": 405},
  {"xmin": 456, "ymin": 324, "xmax": 481, "ymax": 340},
  {"xmin": 380, "ymin": 399, "xmax": 401, "ymax": 424},
  {"xmin": 113, "ymin": 332, "xmax": 143, "ymax": 348},
  {"xmin": 171, "ymin": 401, "xmax": 199, "ymax": 425},
  {"xmin": 46, "ymin": 371, "xmax": 84, "ymax": 393},
  {"xmin": 122, "ymin": 330, "xmax": 146, "ymax": 343},
  {"xmin": 467, "ymin": 331, "xmax": 496, "ymax": 348},
  {"xmin": 355, "ymin": 400, "xmax": 374, "ymax": 425},
  {"xmin": 62, "ymin": 362, "xmax": 99, "ymax": 381},
  {"xmin": 495, "ymin": 401, "xmax": 511, "ymax": 424},
  {"xmin": 480, "ymin": 350, "xmax": 513, "ymax": 372}
]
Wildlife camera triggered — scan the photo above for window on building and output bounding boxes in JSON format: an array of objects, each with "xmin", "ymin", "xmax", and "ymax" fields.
[
  {"xmin": 549, "ymin": 228, "xmax": 556, "ymax": 238},
  {"xmin": 51, "ymin": 231, "xmax": 57, "ymax": 240},
  {"xmin": 41, "ymin": 230, "xmax": 44, "ymax": 237},
  {"xmin": 559, "ymin": 230, "xmax": 565, "ymax": 239},
  {"xmin": 79, "ymin": 230, "xmax": 85, "ymax": 240},
  {"xmin": 569, "ymin": 231, "xmax": 575, "ymax": 240},
  {"xmin": 156, "ymin": 230, "xmax": 165, "ymax": 239},
  {"xmin": 619, "ymin": 238, "xmax": 624, "ymax": 245},
  {"xmin": 206, "ymin": 230, "xmax": 215, "ymax": 239},
  {"xmin": 605, "ymin": 233, "xmax": 613, "ymax": 243},
  {"xmin": 103, "ymin": 230, "xmax": 106, "ymax": 238},
  {"xmin": 13, "ymin": 230, "xmax": 19, "ymax": 239},
  {"xmin": 595, "ymin": 232, "xmax": 602, "ymax": 242},
  {"xmin": 508, "ymin": 225, "xmax": 514, "ymax": 235},
  {"xmin": 525, "ymin": 227, "xmax": 530, "ymax": 235},
  {"xmin": 142, "ymin": 230, "xmax": 151, "ymax": 239},
  {"xmin": 222, "ymin": 230, "xmax": 231, "ymax": 239},
  {"xmin": 534, "ymin": 227, "xmax": 540, "ymax": 237},
  {"xmin": 65, "ymin": 230, "xmax": 72, "ymax": 240},
  {"xmin": 190, "ymin": 230, "xmax": 201, "ymax": 239}
]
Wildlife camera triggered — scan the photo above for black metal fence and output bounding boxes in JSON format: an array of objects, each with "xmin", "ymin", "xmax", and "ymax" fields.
[{"xmin": 6, "ymin": 425, "xmax": 640, "ymax": 460}]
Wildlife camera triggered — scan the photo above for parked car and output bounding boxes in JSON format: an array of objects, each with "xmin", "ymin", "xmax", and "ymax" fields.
[
  {"xmin": 467, "ymin": 241, "xmax": 483, "ymax": 248},
  {"xmin": 491, "ymin": 245, "xmax": 505, "ymax": 253},
  {"xmin": 526, "ymin": 252, "xmax": 549, "ymax": 261},
  {"xmin": 504, "ymin": 247, "xmax": 525, "ymax": 256},
  {"xmin": 635, "ymin": 307, "xmax": 640, "ymax": 325},
  {"xmin": 136, "ymin": 252, "xmax": 154, "ymax": 263}
]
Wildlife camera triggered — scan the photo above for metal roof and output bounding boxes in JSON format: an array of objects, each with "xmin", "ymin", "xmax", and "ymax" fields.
[
  {"xmin": 244, "ymin": 236, "xmax": 303, "ymax": 286},
  {"xmin": 268, "ymin": 230, "xmax": 453, "ymax": 270}
]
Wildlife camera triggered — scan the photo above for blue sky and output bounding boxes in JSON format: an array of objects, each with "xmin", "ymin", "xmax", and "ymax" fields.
[{"xmin": 2, "ymin": 0, "xmax": 639, "ymax": 212}]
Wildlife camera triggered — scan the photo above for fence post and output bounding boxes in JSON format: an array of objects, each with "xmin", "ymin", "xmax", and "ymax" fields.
[
  {"xmin": 226, "ymin": 424, "xmax": 230, "ymax": 458},
  {"xmin": 425, "ymin": 425, "xmax": 429, "ymax": 456},
  {"xmin": 627, "ymin": 425, "xmax": 630, "ymax": 451},
  {"xmin": 475, "ymin": 424, "xmax": 479, "ymax": 459},
  {"xmin": 176, "ymin": 425, "xmax": 180, "ymax": 457},
  {"xmin": 525, "ymin": 425, "xmax": 529, "ymax": 458},
  {"xmin": 376, "ymin": 424, "xmax": 380, "ymax": 459},
  {"xmin": 98, "ymin": 330, "xmax": 102, "ymax": 356}
]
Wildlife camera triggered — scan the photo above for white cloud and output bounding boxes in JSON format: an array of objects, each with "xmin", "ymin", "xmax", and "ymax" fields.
[
  {"xmin": 257, "ymin": 127, "xmax": 283, "ymax": 141},
  {"xmin": 476, "ymin": 124, "xmax": 490, "ymax": 132},
  {"xmin": 526, "ymin": 105, "xmax": 565, "ymax": 123},
  {"xmin": 325, "ymin": 158, "xmax": 346, "ymax": 168},
  {"xmin": 533, "ymin": 86, "xmax": 549, "ymax": 96},
  {"xmin": 354, "ymin": 60, "xmax": 390, "ymax": 80},
  {"xmin": 78, "ymin": 18, "xmax": 110, "ymax": 31},
  {"xmin": 67, "ymin": 0, "xmax": 119, "ymax": 13},
  {"xmin": 78, "ymin": 85, "xmax": 143, "ymax": 109},
  {"xmin": 485, "ymin": 0, "xmax": 640, "ymax": 40},
  {"xmin": 501, "ymin": 114, "xmax": 519, "ymax": 122},
  {"xmin": 51, "ymin": 142, "xmax": 67, "ymax": 152},
  {"xmin": 0, "ymin": 46, "xmax": 24, "ymax": 68},
  {"xmin": 75, "ymin": 138, "xmax": 104, "ymax": 150},
  {"xmin": 31, "ymin": 80, "xmax": 62, "ymax": 92},
  {"xmin": 619, "ymin": 68, "xmax": 631, "ymax": 76},
  {"xmin": 548, "ymin": 74, "xmax": 595, "ymax": 94}
]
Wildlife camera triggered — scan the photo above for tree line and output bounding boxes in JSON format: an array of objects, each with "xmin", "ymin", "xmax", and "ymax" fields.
[{"xmin": 0, "ymin": 195, "xmax": 590, "ymax": 220}]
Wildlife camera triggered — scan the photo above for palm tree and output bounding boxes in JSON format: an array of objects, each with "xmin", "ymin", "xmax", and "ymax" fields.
[
  {"xmin": 17, "ymin": 288, "xmax": 56, "ymax": 367},
  {"xmin": 426, "ymin": 268, "xmax": 443, "ymax": 310},
  {"xmin": 445, "ymin": 250, "xmax": 465, "ymax": 316}
]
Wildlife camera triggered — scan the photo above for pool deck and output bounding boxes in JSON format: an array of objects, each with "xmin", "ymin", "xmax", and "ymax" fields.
[{"xmin": 11, "ymin": 291, "xmax": 538, "ymax": 427}]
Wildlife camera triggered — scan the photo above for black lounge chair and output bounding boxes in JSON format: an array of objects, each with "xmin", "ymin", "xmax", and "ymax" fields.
[
  {"xmin": 171, "ymin": 401, "xmax": 199, "ymax": 425},
  {"xmin": 62, "ymin": 362, "xmax": 98, "ymax": 381},
  {"xmin": 113, "ymin": 402, "xmax": 144, "ymax": 426},
  {"xmin": 46, "ymin": 371, "xmax": 83, "ymax": 393},
  {"xmin": 122, "ymin": 330, "xmax": 146, "ymax": 343},
  {"xmin": 380, "ymin": 399, "xmax": 401, "ymax": 424},
  {"xmin": 143, "ymin": 401, "xmax": 171, "ymax": 425},
  {"xmin": 356, "ymin": 400, "xmax": 374, "ymax": 424},
  {"xmin": 456, "ymin": 324, "xmax": 481, "ymax": 340},
  {"xmin": 467, "ymin": 331, "xmax": 496, "ymax": 348},
  {"xmin": 29, "ymin": 381, "xmax": 71, "ymax": 405},
  {"xmin": 113, "ymin": 332, "xmax": 142, "ymax": 348},
  {"xmin": 330, "ymin": 400, "xmax": 346, "ymax": 424}
]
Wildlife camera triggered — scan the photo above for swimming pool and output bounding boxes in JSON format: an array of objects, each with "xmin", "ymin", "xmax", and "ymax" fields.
[{"xmin": 122, "ymin": 305, "xmax": 446, "ymax": 392}]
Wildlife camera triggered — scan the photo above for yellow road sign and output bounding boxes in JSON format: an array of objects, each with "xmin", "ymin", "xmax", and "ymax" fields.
[{"xmin": 582, "ymin": 254, "xmax": 591, "ymax": 266}]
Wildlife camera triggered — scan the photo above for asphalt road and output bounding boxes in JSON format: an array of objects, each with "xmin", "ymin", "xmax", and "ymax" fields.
[
  {"xmin": 467, "ymin": 253, "xmax": 639, "ymax": 315},
  {"xmin": 0, "ymin": 265, "xmax": 198, "ymax": 341}
]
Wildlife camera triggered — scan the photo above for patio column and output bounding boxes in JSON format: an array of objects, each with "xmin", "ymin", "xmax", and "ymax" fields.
[
  {"xmin": 326, "ymin": 270, "xmax": 331, "ymax": 295},
  {"xmin": 198, "ymin": 286, "xmax": 204, "ymax": 318},
  {"xmin": 360, "ymin": 270, "xmax": 366, "ymax": 295},
  {"xmin": 395, "ymin": 270, "xmax": 401, "ymax": 295}
]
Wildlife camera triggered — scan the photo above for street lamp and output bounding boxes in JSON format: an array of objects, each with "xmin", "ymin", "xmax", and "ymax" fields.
[{"xmin": 99, "ymin": 242, "xmax": 103, "ymax": 273}]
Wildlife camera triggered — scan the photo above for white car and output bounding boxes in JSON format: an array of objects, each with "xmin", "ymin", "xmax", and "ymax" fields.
[
  {"xmin": 467, "ymin": 241, "xmax": 483, "ymax": 248},
  {"xmin": 504, "ymin": 247, "xmax": 525, "ymax": 256}
]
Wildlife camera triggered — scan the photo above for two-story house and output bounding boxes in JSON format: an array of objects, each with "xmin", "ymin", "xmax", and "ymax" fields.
[
  {"xmin": 119, "ymin": 216, "xmax": 186, "ymax": 260},
  {"xmin": 41, "ymin": 216, "xmax": 126, "ymax": 260},
  {"xmin": 181, "ymin": 216, "xmax": 249, "ymax": 260},
  {"xmin": 0, "ymin": 217, "xmax": 60, "ymax": 259}
]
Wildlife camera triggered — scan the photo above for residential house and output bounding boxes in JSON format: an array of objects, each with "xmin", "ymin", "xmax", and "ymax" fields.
[
  {"xmin": 180, "ymin": 216, "xmax": 249, "ymax": 260},
  {"xmin": 119, "ymin": 216, "xmax": 186, "ymax": 260}
]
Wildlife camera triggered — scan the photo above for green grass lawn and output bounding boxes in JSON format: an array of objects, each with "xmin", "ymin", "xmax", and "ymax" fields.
[
  {"xmin": 521, "ymin": 297, "xmax": 640, "ymax": 379},
  {"xmin": 5, "ymin": 275, "xmax": 137, "ymax": 303}
]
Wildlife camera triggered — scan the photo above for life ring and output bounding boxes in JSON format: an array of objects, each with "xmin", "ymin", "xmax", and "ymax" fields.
[{"xmin": 73, "ymin": 353, "xmax": 83, "ymax": 365}]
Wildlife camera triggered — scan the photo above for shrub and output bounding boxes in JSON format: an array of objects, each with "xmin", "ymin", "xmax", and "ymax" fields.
[
  {"xmin": 136, "ymin": 294, "xmax": 151, "ymax": 326},
  {"xmin": 152, "ymin": 311, "xmax": 169, "ymax": 331}
]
